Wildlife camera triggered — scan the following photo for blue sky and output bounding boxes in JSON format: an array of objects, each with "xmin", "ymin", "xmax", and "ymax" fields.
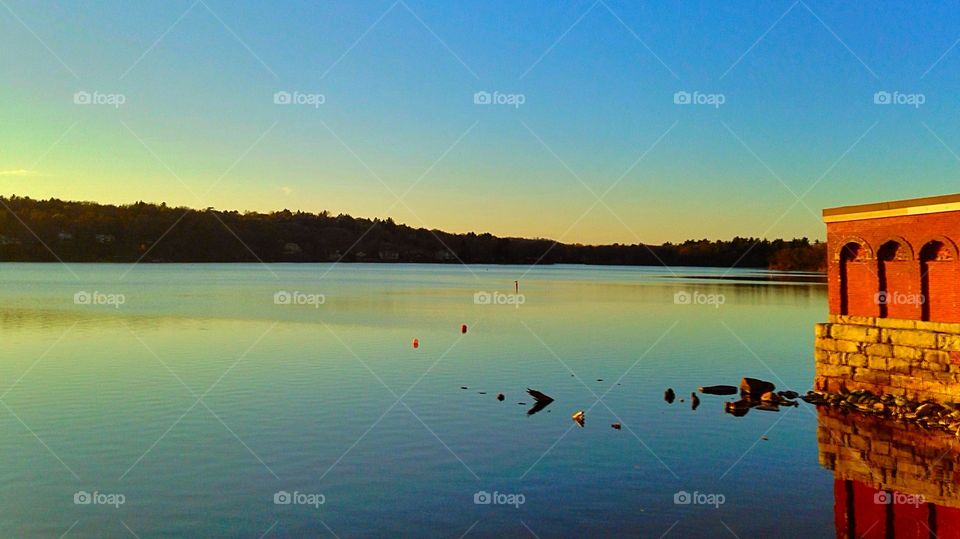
[{"xmin": 2, "ymin": 0, "xmax": 960, "ymax": 244}]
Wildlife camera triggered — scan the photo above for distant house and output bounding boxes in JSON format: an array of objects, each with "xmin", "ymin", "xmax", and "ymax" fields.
[
  {"xmin": 355, "ymin": 251, "xmax": 367, "ymax": 259},
  {"xmin": 95, "ymin": 234, "xmax": 115, "ymax": 244},
  {"xmin": 0, "ymin": 235, "xmax": 21, "ymax": 245},
  {"xmin": 57, "ymin": 232, "xmax": 73, "ymax": 241},
  {"xmin": 282, "ymin": 242, "xmax": 302, "ymax": 255},
  {"xmin": 435, "ymin": 249, "xmax": 455, "ymax": 261},
  {"xmin": 378, "ymin": 250, "xmax": 399, "ymax": 261}
]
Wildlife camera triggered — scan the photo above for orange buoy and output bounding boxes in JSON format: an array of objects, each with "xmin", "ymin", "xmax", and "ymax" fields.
[
  {"xmin": 461, "ymin": 324, "xmax": 468, "ymax": 334},
  {"xmin": 412, "ymin": 338, "xmax": 419, "ymax": 349}
]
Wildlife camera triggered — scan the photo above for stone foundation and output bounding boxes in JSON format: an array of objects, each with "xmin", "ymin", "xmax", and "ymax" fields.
[{"xmin": 815, "ymin": 314, "xmax": 960, "ymax": 403}]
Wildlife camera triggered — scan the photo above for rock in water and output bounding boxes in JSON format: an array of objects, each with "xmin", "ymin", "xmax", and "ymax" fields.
[
  {"xmin": 496, "ymin": 393, "xmax": 505, "ymax": 401},
  {"xmin": 725, "ymin": 399, "xmax": 753, "ymax": 417},
  {"xmin": 778, "ymin": 390, "xmax": 800, "ymax": 400},
  {"xmin": 571, "ymin": 410, "xmax": 585, "ymax": 427},
  {"xmin": 698, "ymin": 385, "xmax": 738, "ymax": 396},
  {"xmin": 691, "ymin": 393, "xmax": 700, "ymax": 410},
  {"xmin": 664, "ymin": 388, "xmax": 676, "ymax": 403},
  {"xmin": 611, "ymin": 422, "xmax": 622, "ymax": 430},
  {"xmin": 740, "ymin": 377, "xmax": 775, "ymax": 396}
]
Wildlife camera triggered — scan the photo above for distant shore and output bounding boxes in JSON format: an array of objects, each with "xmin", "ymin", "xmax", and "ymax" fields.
[{"xmin": 0, "ymin": 196, "xmax": 827, "ymax": 271}]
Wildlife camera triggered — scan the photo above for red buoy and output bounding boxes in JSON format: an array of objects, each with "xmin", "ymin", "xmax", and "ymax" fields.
[
  {"xmin": 412, "ymin": 338, "xmax": 419, "ymax": 349},
  {"xmin": 461, "ymin": 324, "xmax": 468, "ymax": 334}
]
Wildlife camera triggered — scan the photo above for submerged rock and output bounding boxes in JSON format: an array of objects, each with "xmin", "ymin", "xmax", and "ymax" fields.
[
  {"xmin": 698, "ymin": 385, "xmax": 738, "ymax": 396},
  {"xmin": 691, "ymin": 393, "xmax": 700, "ymax": 410},
  {"xmin": 664, "ymin": 388, "xmax": 676, "ymax": 403},
  {"xmin": 497, "ymin": 393, "xmax": 505, "ymax": 401}
]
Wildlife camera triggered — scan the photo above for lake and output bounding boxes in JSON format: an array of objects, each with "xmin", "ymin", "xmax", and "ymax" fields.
[{"xmin": 0, "ymin": 263, "xmax": 842, "ymax": 537}]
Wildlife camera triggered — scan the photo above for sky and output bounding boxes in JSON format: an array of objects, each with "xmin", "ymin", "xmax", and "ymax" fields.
[{"xmin": 2, "ymin": 0, "xmax": 960, "ymax": 245}]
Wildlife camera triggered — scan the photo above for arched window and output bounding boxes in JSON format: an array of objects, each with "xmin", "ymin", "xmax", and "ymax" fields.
[
  {"xmin": 876, "ymin": 239, "xmax": 913, "ymax": 319},
  {"xmin": 919, "ymin": 239, "xmax": 956, "ymax": 321},
  {"xmin": 839, "ymin": 240, "xmax": 873, "ymax": 316}
]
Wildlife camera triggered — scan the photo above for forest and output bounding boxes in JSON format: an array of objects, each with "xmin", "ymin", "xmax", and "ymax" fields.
[{"xmin": 0, "ymin": 196, "xmax": 826, "ymax": 271}]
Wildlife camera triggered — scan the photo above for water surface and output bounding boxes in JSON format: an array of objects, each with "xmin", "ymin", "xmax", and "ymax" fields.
[{"xmin": 0, "ymin": 263, "xmax": 832, "ymax": 537}]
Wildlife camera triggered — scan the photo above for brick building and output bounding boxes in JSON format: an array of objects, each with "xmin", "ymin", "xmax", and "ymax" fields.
[
  {"xmin": 824, "ymin": 193, "xmax": 960, "ymax": 322},
  {"xmin": 815, "ymin": 193, "xmax": 960, "ymax": 401}
]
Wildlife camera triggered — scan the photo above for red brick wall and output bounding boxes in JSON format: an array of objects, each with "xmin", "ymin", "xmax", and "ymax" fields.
[{"xmin": 827, "ymin": 211, "xmax": 960, "ymax": 322}]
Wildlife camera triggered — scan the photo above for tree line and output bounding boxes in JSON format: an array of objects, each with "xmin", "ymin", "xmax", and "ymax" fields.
[{"xmin": 0, "ymin": 196, "xmax": 826, "ymax": 271}]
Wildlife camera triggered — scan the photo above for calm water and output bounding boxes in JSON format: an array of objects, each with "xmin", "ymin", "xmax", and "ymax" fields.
[{"xmin": 0, "ymin": 263, "xmax": 834, "ymax": 538}]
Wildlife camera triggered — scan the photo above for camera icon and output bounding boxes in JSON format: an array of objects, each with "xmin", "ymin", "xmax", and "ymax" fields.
[
  {"xmin": 74, "ymin": 291, "xmax": 91, "ymax": 305},
  {"xmin": 274, "ymin": 491, "xmax": 292, "ymax": 505},
  {"xmin": 874, "ymin": 491, "xmax": 891, "ymax": 504},
  {"xmin": 74, "ymin": 491, "xmax": 92, "ymax": 504},
  {"xmin": 474, "ymin": 291, "xmax": 492, "ymax": 305},
  {"xmin": 874, "ymin": 91, "xmax": 891, "ymax": 105},
  {"xmin": 274, "ymin": 291, "xmax": 292, "ymax": 305},
  {"xmin": 473, "ymin": 91, "xmax": 491, "ymax": 105},
  {"xmin": 673, "ymin": 91, "xmax": 691, "ymax": 105},
  {"xmin": 674, "ymin": 291, "xmax": 691, "ymax": 305},
  {"xmin": 474, "ymin": 491, "xmax": 492, "ymax": 504},
  {"xmin": 674, "ymin": 490, "xmax": 691, "ymax": 504},
  {"xmin": 73, "ymin": 91, "xmax": 91, "ymax": 105},
  {"xmin": 273, "ymin": 91, "xmax": 292, "ymax": 105},
  {"xmin": 874, "ymin": 291, "xmax": 889, "ymax": 305}
]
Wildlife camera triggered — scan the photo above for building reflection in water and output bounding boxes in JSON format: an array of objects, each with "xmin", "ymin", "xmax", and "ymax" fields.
[{"xmin": 818, "ymin": 407, "xmax": 960, "ymax": 538}]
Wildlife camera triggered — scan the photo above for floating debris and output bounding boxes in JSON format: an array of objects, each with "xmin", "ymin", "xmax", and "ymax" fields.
[
  {"xmin": 460, "ymin": 386, "xmax": 468, "ymax": 390},
  {"xmin": 596, "ymin": 379, "xmax": 604, "ymax": 382},
  {"xmin": 412, "ymin": 338, "xmax": 419, "ymax": 349},
  {"xmin": 477, "ymin": 391, "xmax": 486, "ymax": 395},
  {"xmin": 664, "ymin": 388, "xmax": 676, "ymax": 404},
  {"xmin": 572, "ymin": 410, "xmax": 585, "ymax": 427},
  {"xmin": 698, "ymin": 385, "xmax": 738, "ymax": 396},
  {"xmin": 497, "ymin": 393, "xmax": 505, "ymax": 401},
  {"xmin": 691, "ymin": 393, "xmax": 700, "ymax": 410},
  {"xmin": 461, "ymin": 324, "xmax": 468, "ymax": 334},
  {"xmin": 611, "ymin": 422, "xmax": 622, "ymax": 430}
]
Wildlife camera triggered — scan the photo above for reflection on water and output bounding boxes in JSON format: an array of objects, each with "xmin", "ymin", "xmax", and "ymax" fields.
[
  {"xmin": 818, "ymin": 407, "xmax": 960, "ymax": 537},
  {"xmin": 0, "ymin": 263, "xmax": 837, "ymax": 537}
]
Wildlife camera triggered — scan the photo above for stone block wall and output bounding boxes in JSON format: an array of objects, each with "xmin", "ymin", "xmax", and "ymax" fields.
[{"xmin": 815, "ymin": 314, "xmax": 960, "ymax": 402}]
